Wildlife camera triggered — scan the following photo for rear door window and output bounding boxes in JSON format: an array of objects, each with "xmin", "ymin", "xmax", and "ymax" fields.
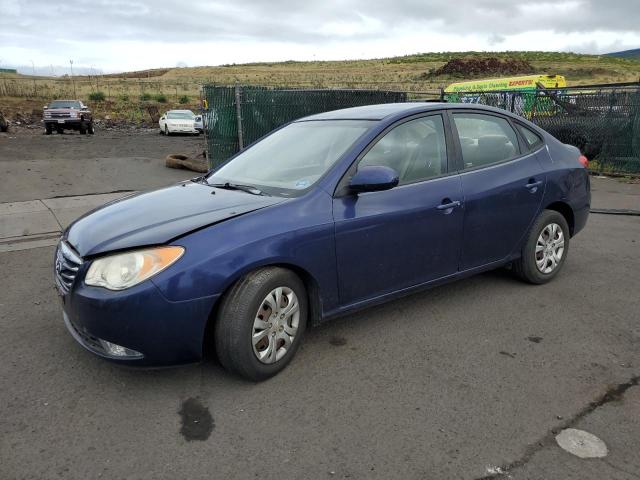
[{"xmin": 452, "ymin": 113, "xmax": 520, "ymax": 170}]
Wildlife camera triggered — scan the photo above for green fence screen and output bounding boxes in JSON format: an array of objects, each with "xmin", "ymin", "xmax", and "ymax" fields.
[
  {"xmin": 202, "ymin": 86, "xmax": 407, "ymax": 167},
  {"xmin": 203, "ymin": 84, "xmax": 640, "ymax": 175},
  {"xmin": 446, "ymin": 85, "xmax": 640, "ymax": 174}
]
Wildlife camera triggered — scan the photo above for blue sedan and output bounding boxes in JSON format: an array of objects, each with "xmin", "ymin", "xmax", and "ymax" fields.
[{"xmin": 55, "ymin": 103, "xmax": 590, "ymax": 380}]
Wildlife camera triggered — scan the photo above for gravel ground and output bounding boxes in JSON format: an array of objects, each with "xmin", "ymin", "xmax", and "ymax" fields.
[{"xmin": 0, "ymin": 128, "xmax": 202, "ymax": 202}]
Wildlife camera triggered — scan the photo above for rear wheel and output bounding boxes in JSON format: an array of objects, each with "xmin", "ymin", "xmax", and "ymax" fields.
[
  {"xmin": 214, "ymin": 267, "xmax": 307, "ymax": 381},
  {"xmin": 513, "ymin": 209, "xmax": 570, "ymax": 284},
  {"xmin": 88, "ymin": 122, "xmax": 95, "ymax": 134}
]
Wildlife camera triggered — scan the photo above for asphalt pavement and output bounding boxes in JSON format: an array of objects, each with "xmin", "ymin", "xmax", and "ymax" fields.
[{"xmin": 0, "ymin": 130, "xmax": 639, "ymax": 479}]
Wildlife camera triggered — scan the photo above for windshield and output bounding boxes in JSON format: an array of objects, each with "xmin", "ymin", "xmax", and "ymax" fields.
[
  {"xmin": 167, "ymin": 112, "xmax": 194, "ymax": 119},
  {"xmin": 207, "ymin": 120, "xmax": 374, "ymax": 196},
  {"xmin": 49, "ymin": 100, "xmax": 81, "ymax": 109}
]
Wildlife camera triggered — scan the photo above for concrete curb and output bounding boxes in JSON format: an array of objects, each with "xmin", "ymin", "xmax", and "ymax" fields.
[{"xmin": 0, "ymin": 191, "xmax": 133, "ymax": 252}]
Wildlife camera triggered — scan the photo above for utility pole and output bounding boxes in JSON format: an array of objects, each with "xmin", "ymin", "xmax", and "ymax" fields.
[
  {"xmin": 30, "ymin": 60, "xmax": 37, "ymax": 97},
  {"xmin": 69, "ymin": 59, "xmax": 76, "ymax": 98}
]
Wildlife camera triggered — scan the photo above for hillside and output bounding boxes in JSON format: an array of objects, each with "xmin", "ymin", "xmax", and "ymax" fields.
[
  {"xmin": 606, "ymin": 48, "xmax": 640, "ymax": 60},
  {"xmin": 154, "ymin": 51, "xmax": 640, "ymax": 90},
  {"xmin": 1, "ymin": 51, "xmax": 639, "ymax": 124}
]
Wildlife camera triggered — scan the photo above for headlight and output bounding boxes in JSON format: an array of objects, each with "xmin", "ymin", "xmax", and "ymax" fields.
[{"xmin": 85, "ymin": 246, "xmax": 184, "ymax": 291}]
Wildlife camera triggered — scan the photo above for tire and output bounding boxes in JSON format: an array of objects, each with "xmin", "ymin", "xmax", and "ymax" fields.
[
  {"xmin": 79, "ymin": 121, "xmax": 87, "ymax": 134},
  {"xmin": 88, "ymin": 122, "xmax": 95, "ymax": 134},
  {"xmin": 165, "ymin": 125, "xmax": 170, "ymax": 136},
  {"xmin": 214, "ymin": 267, "xmax": 308, "ymax": 381},
  {"xmin": 45, "ymin": 123, "xmax": 52, "ymax": 135},
  {"xmin": 513, "ymin": 209, "xmax": 570, "ymax": 284}
]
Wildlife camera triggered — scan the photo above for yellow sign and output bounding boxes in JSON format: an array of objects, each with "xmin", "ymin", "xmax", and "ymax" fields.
[{"xmin": 444, "ymin": 75, "xmax": 567, "ymax": 93}]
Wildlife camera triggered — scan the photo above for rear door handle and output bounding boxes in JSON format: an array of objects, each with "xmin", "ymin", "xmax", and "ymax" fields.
[
  {"xmin": 436, "ymin": 200, "xmax": 461, "ymax": 210},
  {"xmin": 525, "ymin": 180, "xmax": 543, "ymax": 189}
]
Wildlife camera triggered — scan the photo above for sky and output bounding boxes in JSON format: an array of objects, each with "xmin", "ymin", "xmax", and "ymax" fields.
[{"xmin": 0, "ymin": 0, "xmax": 638, "ymax": 74}]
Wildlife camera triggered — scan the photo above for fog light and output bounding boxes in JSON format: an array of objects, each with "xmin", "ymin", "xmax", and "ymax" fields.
[{"xmin": 99, "ymin": 339, "xmax": 143, "ymax": 358}]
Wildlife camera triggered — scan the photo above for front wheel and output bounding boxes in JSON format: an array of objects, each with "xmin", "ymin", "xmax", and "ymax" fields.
[
  {"xmin": 513, "ymin": 210, "xmax": 570, "ymax": 284},
  {"xmin": 164, "ymin": 125, "xmax": 170, "ymax": 136},
  {"xmin": 214, "ymin": 267, "xmax": 308, "ymax": 381}
]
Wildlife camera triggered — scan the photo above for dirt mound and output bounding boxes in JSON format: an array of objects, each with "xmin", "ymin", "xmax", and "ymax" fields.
[{"xmin": 429, "ymin": 57, "xmax": 535, "ymax": 78}]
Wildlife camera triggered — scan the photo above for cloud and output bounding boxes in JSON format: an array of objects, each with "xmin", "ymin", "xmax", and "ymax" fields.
[{"xmin": 0, "ymin": 0, "xmax": 638, "ymax": 72}]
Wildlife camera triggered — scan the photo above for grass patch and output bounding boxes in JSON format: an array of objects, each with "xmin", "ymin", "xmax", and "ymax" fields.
[{"xmin": 88, "ymin": 91, "xmax": 105, "ymax": 101}]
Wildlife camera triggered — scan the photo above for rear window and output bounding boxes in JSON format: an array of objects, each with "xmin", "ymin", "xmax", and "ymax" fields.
[{"xmin": 516, "ymin": 124, "xmax": 543, "ymax": 149}]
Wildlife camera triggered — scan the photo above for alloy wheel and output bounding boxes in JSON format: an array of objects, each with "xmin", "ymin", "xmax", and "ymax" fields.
[
  {"xmin": 252, "ymin": 287, "xmax": 300, "ymax": 364},
  {"xmin": 535, "ymin": 223, "xmax": 565, "ymax": 274}
]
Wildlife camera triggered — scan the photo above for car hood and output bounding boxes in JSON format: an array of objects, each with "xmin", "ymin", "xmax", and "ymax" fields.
[{"xmin": 65, "ymin": 182, "xmax": 286, "ymax": 257}]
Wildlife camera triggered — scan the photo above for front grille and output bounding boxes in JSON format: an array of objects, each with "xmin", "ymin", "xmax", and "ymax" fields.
[
  {"xmin": 54, "ymin": 241, "xmax": 82, "ymax": 294},
  {"xmin": 49, "ymin": 112, "xmax": 72, "ymax": 118}
]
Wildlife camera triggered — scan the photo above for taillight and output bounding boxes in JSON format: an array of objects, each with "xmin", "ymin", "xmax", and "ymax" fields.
[{"xmin": 578, "ymin": 155, "xmax": 589, "ymax": 168}]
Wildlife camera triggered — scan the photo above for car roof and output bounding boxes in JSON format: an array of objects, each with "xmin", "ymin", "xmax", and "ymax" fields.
[
  {"xmin": 298, "ymin": 103, "xmax": 441, "ymax": 121},
  {"xmin": 297, "ymin": 102, "xmax": 519, "ymax": 122},
  {"xmin": 167, "ymin": 109, "xmax": 194, "ymax": 113}
]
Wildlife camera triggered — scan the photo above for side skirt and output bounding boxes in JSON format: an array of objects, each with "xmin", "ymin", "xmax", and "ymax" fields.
[{"xmin": 321, "ymin": 256, "xmax": 517, "ymax": 323}]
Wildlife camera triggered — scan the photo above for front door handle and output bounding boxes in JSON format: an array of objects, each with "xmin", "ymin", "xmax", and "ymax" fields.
[
  {"xmin": 436, "ymin": 200, "xmax": 461, "ymax": 211},
  {"xmin": 525, "ymin": 180, "xmax": 543, "ymax": 190}
]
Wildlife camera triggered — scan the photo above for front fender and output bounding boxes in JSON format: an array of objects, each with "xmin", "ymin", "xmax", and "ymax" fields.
[{"xmin": 151, "ymin": 188, "xmax": 340, "ymax": 315}]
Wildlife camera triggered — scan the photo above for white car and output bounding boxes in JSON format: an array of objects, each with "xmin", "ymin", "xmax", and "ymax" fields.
[
  {"xmin": 159, "ymin": 110, "xmax": 199, "ymax": 135},
  {"xmin": 194, "ymin": 114, "xmax": 204, "ymax": 133}
]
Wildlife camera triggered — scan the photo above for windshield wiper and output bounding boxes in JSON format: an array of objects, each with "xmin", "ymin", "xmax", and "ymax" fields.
[
  {"xmin": 190, "ymin": 175, "xmax": 209, "ymax": 185},
  {"xmin": 208, "ymin": 182, "xmax": 268, "ymax": 196}
]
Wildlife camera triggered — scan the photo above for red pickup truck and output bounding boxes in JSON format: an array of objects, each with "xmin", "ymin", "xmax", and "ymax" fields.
[{"xmin": 43, "ymin": 100, "xmax": 94, "ymax": 135}]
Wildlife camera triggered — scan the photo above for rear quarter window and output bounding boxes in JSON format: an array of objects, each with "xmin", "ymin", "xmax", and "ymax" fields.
[{"xmin": 516, "ymin": 124, "xmax": 544, "ymax": 149}]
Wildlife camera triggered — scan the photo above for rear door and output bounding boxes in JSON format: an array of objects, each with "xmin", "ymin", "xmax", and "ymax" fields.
[
  {"xmin": 333, "ymin": 113, "xmax": 464, "ymax": 305},
  {"xmin": 449, "ymin": 111, "xmax": 546, "ymax": 270}
]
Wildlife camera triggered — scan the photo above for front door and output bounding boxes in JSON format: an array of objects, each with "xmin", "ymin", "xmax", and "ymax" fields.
[{"xmin": 333, "ymin": 114, "xmax": 464, "ymax": 305}]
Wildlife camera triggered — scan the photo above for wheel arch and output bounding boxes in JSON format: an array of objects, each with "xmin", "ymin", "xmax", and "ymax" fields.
[
  {"xmin": 201, "ymin": 261, "xmax": 323, "ymax": 359},
  {"xmin": 544, "ymin": 201, "xmax": 575, "ymax": 236}
]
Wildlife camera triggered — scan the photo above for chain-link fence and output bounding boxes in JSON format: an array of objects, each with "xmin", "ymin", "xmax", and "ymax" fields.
[
  {"xmin": 202, "ymin": 85, "xmax": 408, "ymax": 167},
  {"xmin": 446, "ymin": 85, "xmax": 640, "ymax": 174}
]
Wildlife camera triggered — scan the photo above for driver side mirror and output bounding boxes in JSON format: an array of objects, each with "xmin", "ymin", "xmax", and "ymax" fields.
[{"xmin": 349, "ymin": 166, "xmax": 399, "ymax": 194}]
